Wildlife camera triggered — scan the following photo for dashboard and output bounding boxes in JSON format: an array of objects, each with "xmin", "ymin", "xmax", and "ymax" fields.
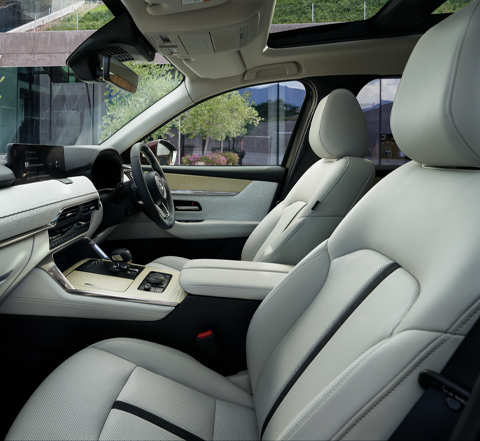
[
  {"xmin": 0, "ymin": 144, "xmax": 125, "ymax": 303},
  {"xmin": 0, "ymin": 144, "xmax": 124, "ymax": 191}
]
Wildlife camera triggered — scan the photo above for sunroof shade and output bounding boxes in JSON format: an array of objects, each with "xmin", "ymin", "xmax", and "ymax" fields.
[{"xmin": 271, "ymin": 0, "xmax": 390, "ymax": 25}]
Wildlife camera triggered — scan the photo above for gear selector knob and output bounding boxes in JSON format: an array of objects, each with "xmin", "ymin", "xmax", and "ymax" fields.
[{"xmin": 110, "ymin": 248, "xmax": 132, "ymax": 271}]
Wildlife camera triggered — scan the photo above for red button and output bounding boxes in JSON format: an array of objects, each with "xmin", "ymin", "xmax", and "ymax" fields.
[{"xmin": 197, "ymin": 330, "xmax": 213, "ymax": 339}]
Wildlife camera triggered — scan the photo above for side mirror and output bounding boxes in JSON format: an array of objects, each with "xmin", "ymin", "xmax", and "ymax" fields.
[
  {"xmin": 102, "ymin": 56, "xmax": 138, "ymax": 93},
  {"xmin": 157, "ymin": 140, "xmax": 177, "ymax": 166}
]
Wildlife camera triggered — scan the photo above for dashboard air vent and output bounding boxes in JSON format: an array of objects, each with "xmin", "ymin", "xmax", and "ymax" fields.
[
  {"xmin": 57, "ymin": 206, "xmax": 79, "ymax": 223},
  {"xmin": 81, "ymin": 200, "xmax": 99, "ymax": 213}
]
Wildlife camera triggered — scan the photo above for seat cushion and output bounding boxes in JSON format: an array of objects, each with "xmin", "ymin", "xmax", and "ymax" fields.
[
  {"xmin": 7, "ymin": 338, "xmax": 258, "ymax": 441},
  {"xmin": 148, "ymin": 256, "xmax": 190, "ymax": 272}
]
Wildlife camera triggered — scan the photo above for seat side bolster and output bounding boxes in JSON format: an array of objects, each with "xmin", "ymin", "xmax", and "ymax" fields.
[{"xmin": 247, "ymin": 242, "xmax": 331, "ymax": 392}]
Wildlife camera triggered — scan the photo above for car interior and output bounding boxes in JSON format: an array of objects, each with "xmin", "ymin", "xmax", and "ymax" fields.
[{"xmin": 1, "ymin": 0, "xmax": 480, "ymax": 439}]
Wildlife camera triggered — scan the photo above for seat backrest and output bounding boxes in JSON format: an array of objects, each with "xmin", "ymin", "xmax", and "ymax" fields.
[
  {"xmin": 246, "ymin": 2, "xmax": 480, "ymax": 439},
  {"xmin": 241, "ymin": 89, "xmax": 375, "ymax": 266}
]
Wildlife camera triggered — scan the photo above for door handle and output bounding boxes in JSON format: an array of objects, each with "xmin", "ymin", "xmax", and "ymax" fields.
[{"xmin": 173, "ymin": 200, "xmax": 202, "ymax": 212}]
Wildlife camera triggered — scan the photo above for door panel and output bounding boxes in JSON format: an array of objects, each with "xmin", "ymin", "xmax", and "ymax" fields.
[{"xmin": 165, "ymin": 173, "xmax": 251, "ymax": 193}]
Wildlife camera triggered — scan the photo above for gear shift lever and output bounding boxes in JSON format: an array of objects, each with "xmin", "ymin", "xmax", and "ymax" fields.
[{"xmin": 110, "ymin": 248, "xmax": 132, "ymax": 271}]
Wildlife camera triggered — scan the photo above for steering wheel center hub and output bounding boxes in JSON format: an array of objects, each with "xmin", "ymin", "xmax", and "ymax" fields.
[{"xmin": 155, "ymin": 173, "xmax": 167, "ymax": 199}]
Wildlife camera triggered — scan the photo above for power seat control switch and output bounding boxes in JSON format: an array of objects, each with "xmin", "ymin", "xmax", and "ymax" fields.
[{"xmin": 138, "ymin": 272, "xmax": 172, "ymax": 293}]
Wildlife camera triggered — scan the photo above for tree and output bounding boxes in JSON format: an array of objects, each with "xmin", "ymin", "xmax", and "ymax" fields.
[
  {"xmin": 100, "ymin": 63, "xmax": 182, "ymax": 142},
  {"xmin": 180, "ymin": 91, "xmax": 261, "ymax": 154}
]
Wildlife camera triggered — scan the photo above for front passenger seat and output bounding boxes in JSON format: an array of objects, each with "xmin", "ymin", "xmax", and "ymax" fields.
[{"xmin": 150, "ymin": 88, "xmax": 375, "ymax": 270}]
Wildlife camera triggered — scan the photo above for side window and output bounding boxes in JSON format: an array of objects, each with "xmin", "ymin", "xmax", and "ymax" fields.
[
  {"xmin": 357, "ymin": 78, "xmax": 408, "ymax": 165},
  {"xmin": 146, "ymin": 81, "xmax": 306, "ymax": 166}
]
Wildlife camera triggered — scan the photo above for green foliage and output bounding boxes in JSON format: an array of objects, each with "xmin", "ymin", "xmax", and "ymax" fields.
[
  {"xmin": 272, "ymin": 0, "xmax": 388, "ymax": 24},
  {"xmin": 433, "ymin": 0, "xmax": 472, "ymax": 14},
  {"xmin": 219, "ymin": 151, "xmax": 239, "ymax": 165},
  {"xmin": 100, "ymin": 63, "xmax": 182, "ymax": 142},
  {"xmin": 45, "ymin": 3, "xmax": 113, "ymax": 31},
  {"xmin": 180, "ymin": 91, "xmax": 261, "ymax": 154},
  {"xmin": 272, "ymin": 0, "xmax": 472, "ymax": 24}
]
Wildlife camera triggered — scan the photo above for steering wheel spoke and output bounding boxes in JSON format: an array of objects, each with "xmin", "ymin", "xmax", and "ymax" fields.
[{"xmin": 130, "ymin": 143, "xmax": 175, "ymax": 230}]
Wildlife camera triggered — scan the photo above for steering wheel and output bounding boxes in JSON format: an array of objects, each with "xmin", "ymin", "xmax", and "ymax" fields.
[{"xmin": 130, "ymin": 142, "xmax": 175, "ymax": 230}]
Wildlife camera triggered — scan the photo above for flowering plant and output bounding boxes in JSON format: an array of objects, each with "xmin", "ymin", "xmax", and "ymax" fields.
[
  {"xmin": 218, "ymin": 151, "xmax": 239, "ymax": 165},
  {"xmin": 181, "ymin": 153, "xmax": 227, "ymax": 166},
  {"xmin": 181, "ymin": 154, "xmax": 201, "ymax": 165},
  {"xmin": 202, "ymin": 153, "xmax": 227, "ymax": 166}
]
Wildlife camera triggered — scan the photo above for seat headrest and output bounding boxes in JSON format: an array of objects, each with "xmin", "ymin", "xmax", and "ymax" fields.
[
  {"xmin": 309, "ymin": 88, "xmax": 368, "ymax": 159},
  {"xmin": 391, "ymin": 1, "xmax": 480, "ymax": 167}
]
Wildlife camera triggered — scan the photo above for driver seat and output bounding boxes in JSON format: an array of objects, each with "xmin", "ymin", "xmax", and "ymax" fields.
[{"xmin": 149, "ymin": 88, "xmax": 375, "ymax": 271}]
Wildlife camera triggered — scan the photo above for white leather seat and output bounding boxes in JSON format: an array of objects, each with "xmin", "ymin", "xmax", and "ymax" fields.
[
  {"xmin": 7, "ymin": 2, "xmax": 480, "ymax": 439},
  {"xmin": 150, "ymin": 89, "xmax": 375, "ymax": 271}
]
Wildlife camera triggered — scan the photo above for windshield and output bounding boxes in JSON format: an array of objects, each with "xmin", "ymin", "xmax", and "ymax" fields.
[{"xmin": 0, "ymin": 1, "xmax": 183, "ymax": 153}]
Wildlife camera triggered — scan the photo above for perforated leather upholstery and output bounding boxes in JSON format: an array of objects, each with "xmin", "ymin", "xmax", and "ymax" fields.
[
  {"xmin": 8, "ymin": 3, "xmax": 480, "ymax": 440},
  {"xmin": 151, "ymin": 89, "xmax": 374, "ymax": 270}
]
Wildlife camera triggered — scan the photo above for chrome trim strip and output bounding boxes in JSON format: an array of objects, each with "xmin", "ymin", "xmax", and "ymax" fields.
[
  {"xmin": 51, "ymin": 197, "xmax": 100, "ymax": 226},
  {"xmin": 39, "ymin": 258, "xmax": 75, "ymax": 290},
  {"xmin": 0, "ymin": 225, "xmax": 51, "ymax": 249},
  {"xmin": 65, "ymin": 289, "xmax": 179, "ymax": 307},
  {"xmin": 171, "ymin": 190, "xmax": 237, "ymax": 196}
]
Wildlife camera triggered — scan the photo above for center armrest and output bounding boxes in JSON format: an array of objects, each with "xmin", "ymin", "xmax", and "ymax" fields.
[{"xmin": 179, "ymin": 259, "xmax": 293, "ymax": 301}]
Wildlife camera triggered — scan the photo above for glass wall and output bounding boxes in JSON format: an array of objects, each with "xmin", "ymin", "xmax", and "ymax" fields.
[
  {"xmin": 357, "ymin": 78, "xmax": 408, "ymax": 165},
  {"xmin": 0, "ymin": 66, "xmax": 106, "ymax": 153}
]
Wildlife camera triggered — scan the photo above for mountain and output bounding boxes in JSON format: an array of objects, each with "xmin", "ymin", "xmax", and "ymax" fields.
[{"xmin": 239, "ymin": 83, "xmax": 307, "ymax": 109}]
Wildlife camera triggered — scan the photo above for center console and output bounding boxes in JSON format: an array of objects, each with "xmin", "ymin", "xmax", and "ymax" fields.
[
  {"xmin": 46, "ymin": 239, "xmax": 187, "ymax": 308},
  {"xmin": 63, "ymin": 257, "xmax": 185, "ymax": 306}
]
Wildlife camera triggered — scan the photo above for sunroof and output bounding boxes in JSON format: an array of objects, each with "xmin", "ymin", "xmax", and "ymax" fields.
[
  {"xmin": 433, "ymin": 0, "xmax": 474, "ymax": 14},
  {"xmin": 271, "ymin": 0, "xmax": 390, "ymax": 26}
]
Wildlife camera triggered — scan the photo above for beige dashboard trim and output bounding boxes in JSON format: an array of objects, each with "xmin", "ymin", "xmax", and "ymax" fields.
[
  {"xmin": 165, "ymin": 173, "xmax": 251, "ymax": 193},
  {"xmin": 64, "ymin": 259, "xmax": 187, "ymax": 306}
]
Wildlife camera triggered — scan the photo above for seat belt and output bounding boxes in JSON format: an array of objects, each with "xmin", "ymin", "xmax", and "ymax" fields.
[{"xmin": 390, "ymin": 313, "xmax": 480, "ymax": 441}]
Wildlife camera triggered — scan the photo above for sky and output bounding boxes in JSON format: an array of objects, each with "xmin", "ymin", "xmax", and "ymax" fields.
[{"xmin": 358, "ymin": 78, "xmax": 401, "ymax": 110}]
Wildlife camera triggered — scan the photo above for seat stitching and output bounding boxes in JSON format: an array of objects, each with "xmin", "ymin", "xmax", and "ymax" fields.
[
  {"xmin": 258, "ymin": 245, "xmax": 330, "ymax": 308},
  {"xmin": 318, "ymin": 94, "xmax": 334, "ymax": 157},
  {"xmin": 307, "ymin": 157, "xmax": 351, "ymax": 219},
  {"xmin": 92, "ymin": 339, "xmax": 196, "ymax": 361},
  {"xmin": 212, "ymin": 399, "xmax": 217, "ymax": 440},
  {"xmin": 0, "ymin": 192, "xmax": 98, "ymax": 220},
  {"xmin": 336, "ymin": 334, "xmax": 452, "ymax": 440},
  {"xmin": 257, "ymin": 218, "xmax": 307, "ymax": 263},
  {"xmin": 346, "ymin": 163, "xmax": 375, "ymax": 213},
  {"xmin": 443, "ymin": 0, "xmax": 480, "ymax": 162},
  {"xmin": 283, "ymin": 338, "xmax": 392, "ymax": 440},
  {"xmin": 96, "ymin": 364, "xmax": 138, "ymax": 440}
]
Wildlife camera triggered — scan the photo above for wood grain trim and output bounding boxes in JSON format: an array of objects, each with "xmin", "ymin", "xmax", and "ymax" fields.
[
  {"xmin": 164, "ymin": 173, "xmax": 251, "ymax": 193},
  {"xmin": 64, "ymin": 259, "xmax": 187, "ymax": 305}
]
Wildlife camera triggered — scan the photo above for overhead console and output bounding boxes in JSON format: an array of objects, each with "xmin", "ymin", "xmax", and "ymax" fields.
[{"xmin": 148, "ymin": 14, "xmax": 259, "ymax": 57}]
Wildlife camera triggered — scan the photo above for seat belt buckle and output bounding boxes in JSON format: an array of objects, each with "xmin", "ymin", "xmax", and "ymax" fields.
[
  {"xmin": 418, "ymin": 369, "xmax": 470, "ymax": 409},
  {"xmin": 196, "ymin": 330, "xmax": 224, "ymax": 373}
]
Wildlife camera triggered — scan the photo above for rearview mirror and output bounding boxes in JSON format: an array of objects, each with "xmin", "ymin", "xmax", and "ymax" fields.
[{"xmin": 102, "ymin": 57, "xmax": 138, "ymax": 93}]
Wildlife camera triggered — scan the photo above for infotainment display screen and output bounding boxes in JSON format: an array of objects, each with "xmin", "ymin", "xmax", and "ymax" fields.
[{"xmin": 6, "ymin": 143, "xmax": 66, "ymax": 186}]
